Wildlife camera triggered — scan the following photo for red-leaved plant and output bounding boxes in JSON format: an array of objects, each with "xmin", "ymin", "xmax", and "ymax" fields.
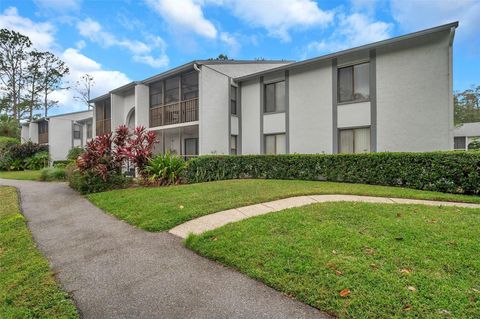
[{"xmin": 76, "ymin": 125, "xmax": 157, "ymax": 181}]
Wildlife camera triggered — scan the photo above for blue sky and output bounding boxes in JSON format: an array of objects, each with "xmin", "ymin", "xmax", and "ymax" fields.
[{"xmin": 1, "ymin": 0, "xmax": 479, "ymax": 115}]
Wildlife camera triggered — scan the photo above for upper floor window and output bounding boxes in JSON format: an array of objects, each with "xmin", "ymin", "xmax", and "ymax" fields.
[
  {"xmin": 230, "ymin": 85, "xmax": 237, "ymax": 115},
  {"xmin": 95, "ymin": 98, "xmax": 111, "ymax": 121},
  {"xmin": 73, "ymin": 124, "xmax": 81, "ymax": 139},
  {"xmin": 38, "ymin": 121, "xmax": 48, "ymax": 134},
  {"xmin": 338, "ymin": 62, "xmax": 369, "ymax": 103},
  {"xmin": 86, "ymin": 123, "xmax": 92, "ymax": 139},
  {"xmin": 265, "ymin": 80, "xmax": 285, "ymax": 113}
]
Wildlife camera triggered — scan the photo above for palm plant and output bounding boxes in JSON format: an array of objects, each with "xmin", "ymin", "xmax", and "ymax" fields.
[{"xmin": 144, "ymin": 152, "xmax": 186, "ymax": 185}]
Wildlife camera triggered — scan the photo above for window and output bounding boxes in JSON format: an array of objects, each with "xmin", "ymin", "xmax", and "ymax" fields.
[
  {"xmin": 181, "ymin": 71, "xmax": 199, "ymax": 100},
  {"xmin": 184, "ymin": 138, "xmax": 198, "ymax": 157},
  {"xmin": 73, "ymin": 124, "xmax": 81, "ymax": 139},
  {"xmin": 338, "ymin": 62, "xmax": 370, "ymax": 103},
  {"xmin": 339, "ymin": 128, "xmax": 370, "ymax": 154},
  {"xmin": 264, "ymin": 81, "xmax": 285, "ymax": 113},
  {"xmin": 165, "ymin": 76, "xmax": 180, "ymax": 104},
  {"xmin": 150, "ymin": 81, "xmax": 163, "ymax": 107},
  {"xmin": 264, "ymin": 134, "xmax": 286, "ymax": 154},
  {"xmin": 230, "ymin": 135, "xmax": 238, "ymax": 155},
  {"xmin": 38, "ymin": 121, "xmax": 48, "ymax": 134},
  {"xmin": 454, "ymin": 136, "xmax": 466, "ymax": 150},
  {"xmin": 86, "ymin": 123, "xmax": 92, "ymax": 139},
  {"xmin": 230, "ymin": 86, "xmax": 237, "ymax": 115}
]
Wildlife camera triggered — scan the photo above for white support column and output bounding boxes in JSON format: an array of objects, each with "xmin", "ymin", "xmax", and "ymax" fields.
[
  {"xmin": 111, "ymin": 93, "xmax": 123, "ymax": 130},
  {"xmin": 29, "ymin": 122, "xmax": 39, "ymax": 143},
  {"xmin": 135, "ymin": 84, "xmax": 149, "ymax": 128}
]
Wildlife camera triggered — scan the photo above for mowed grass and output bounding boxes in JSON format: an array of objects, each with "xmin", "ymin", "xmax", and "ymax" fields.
[
  {"xmin": 0, "ymin": 187, "xmax": 78, "ymax": 319},
  {"xmin": 87, "ymin": 179, "xmax": 480, "ymax": 231},
  {"xmin": 0, "ymin": 170, "xmax": 41, "ymax": 181},
  {"xmin": 186, "ymin": 202, "xmax": 480, "ymax": 319}
]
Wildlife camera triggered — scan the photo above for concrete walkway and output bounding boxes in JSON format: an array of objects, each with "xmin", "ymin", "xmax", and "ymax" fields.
[
  {"xmin": 0, "ymin": 179, "xmax": 329, "ymax": 319},
  {"xmin": 169, "ymin": 194, "xmax": 480, "ymax": 238}
]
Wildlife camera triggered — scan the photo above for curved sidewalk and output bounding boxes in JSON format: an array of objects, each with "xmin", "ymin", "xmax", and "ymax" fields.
[
  {"xmin": 0, "ymin": 179, "xmax": 329, "ymax": 319},
  {"xmin": 169, "ymin": 194, "xmax": 480, "ymax": 238}
]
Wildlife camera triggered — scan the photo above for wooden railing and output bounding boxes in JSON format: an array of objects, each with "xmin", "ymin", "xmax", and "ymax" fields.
[
  {"xmin": 150, "ymin": 97, "xmax": 199, "ymax": 128},
  {"xmin": 96, "ymin": 118, "xmax": 111, "ymax": 136},
  {"xmin": 38, "ymin": 132, "xmax": 48, "ymax": 144}
]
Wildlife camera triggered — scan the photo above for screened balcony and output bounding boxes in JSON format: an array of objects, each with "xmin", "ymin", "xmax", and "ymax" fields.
[
  {"xmin": 38, "ymin": 120, "xmax": 48, "ymax": 144},
  {"xmin": 149, "ymin": 70, "xmax": 199, "ymax": 128},
  {"xmin": 95, "ymin": 98, "xmax": 111, "ymax": 136}
]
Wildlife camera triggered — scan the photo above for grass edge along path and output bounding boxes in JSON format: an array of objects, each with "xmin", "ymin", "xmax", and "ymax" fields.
[
  {"xmin": 186, "ymin": 201, "xmax": 480, "ymax": 319},
  {"xmin": 0, "ymin": 186, "xmax": 79, "ymax": 319},
  {"xmin": 0, "ymin": 170, "xmax": 42, "ymax": 181},
  {"xmin": 88, "ymin": 179, "xmax": 480, "ymax": 232}
]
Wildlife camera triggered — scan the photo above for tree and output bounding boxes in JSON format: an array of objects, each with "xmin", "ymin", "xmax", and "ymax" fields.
[
  {"xmin": 208, "ymin": 54, "xmax": 231, "ymax": 61},
  {"xmin": 74, "ymin": 73, "xmax": 94, "ymax": 109},
  {"xmin": 39, "ymin": 52, "xmax": 69, "ymax": 117},
  {"xmin": 0, "ymin": 29, "xmax": 32, "ymax": 120},
  {"xmin": 454, "ymin": 85, "xmax": 480, "ymax": 125},
  {"xmin": 25, "ymin": 50, "xmax": 45, "ymax": 121}
]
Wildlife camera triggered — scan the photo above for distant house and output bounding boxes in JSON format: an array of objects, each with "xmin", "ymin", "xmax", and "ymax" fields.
[
  {"xmin": 454, "ymin": 122, "xmax": 480, "ymax": 150},
  {"xmin": 89, "ymin": 22, "xmax": 458, "ymax": 156},
  {"xmin": 21, "ymin": 110, "xmax": 93, "ymax": 162}
]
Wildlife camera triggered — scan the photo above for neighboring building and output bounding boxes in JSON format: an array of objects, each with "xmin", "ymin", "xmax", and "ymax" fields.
[
  {"xmin": 453, "ymin": 122, "xmax": 480, "ymax": 150},
  {"xmin": 21, "ymin": 110, "xmax": 93, "ymax": 162},
  {"xmin": 90, "ymin": 22, "xmax": 457, "ymax": 157}
]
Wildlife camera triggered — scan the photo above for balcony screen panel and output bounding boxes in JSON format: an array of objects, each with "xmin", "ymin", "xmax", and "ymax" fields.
[
  {"xmin": 265, "ymin": 135, "xmax": 276, "ymax": 154},
  {"xmin": 182, "ymin": 71, "xmax": 198, "ymax": 100},
  {"xmin": 104, "ymin": 98, "xmax": 111, "ymax": 119},
  {"xmin": 165, "ymin": 76, "xmax": 180, "ymax": 103},
  {"xmin": 275, "ymin": 134, "xmax": 286, "ymax": 154},
  {"xmin": 95, "ymin": 102, "xmax": 104, "ymax": 119},
  {"xmin": 354, "ymin": 63, "xmax": 370, "ymax": 100},
  {"xmin": 150, "ymin": 81, "xmax": 163, "ymax": 107},
  {"xmin": 339, "ymin": 129, "xmax": 354, "ymax": 154}
]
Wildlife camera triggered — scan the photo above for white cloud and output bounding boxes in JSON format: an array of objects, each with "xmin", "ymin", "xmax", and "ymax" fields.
[
  {"xmin": 220, "ymin": 32, "xmax": 240, "ymax": 56},
  {"xmin": 0, "ymin": 7, "xmax": 57, "ymax": 51},
  {"xmin": 50, "ymin": 48, "xmax": 131, "ymax": 113},
  {"xmin": 304, "ymin": 13, "xmax": 392, "ymax": 57},
  {"xmin": 145, "ymin": 0, "xmax": 217, "ymax": 38},
  {"xmin": 33, "ymin": 0, "xmax": 81, "ymax": 12},
  {"xmin": 224, "ymin": 0, "xmax": 334, "ymax": 41},
  {"xmin": 76, "ymin": 18, "xmax": 169, "ymax": 68},
  {"xmin": 391, "ymin": 0, "xmax": 480, "ymax": 48}
]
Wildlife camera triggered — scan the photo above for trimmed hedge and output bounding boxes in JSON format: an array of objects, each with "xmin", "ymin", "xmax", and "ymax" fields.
[{"xmin": 185, "ymin": 152, "xmax": 480, "ymax": 195}]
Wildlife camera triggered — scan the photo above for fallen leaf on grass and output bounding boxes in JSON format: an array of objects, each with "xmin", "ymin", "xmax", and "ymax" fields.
[
  {"xmin": 472, "ymin": 288, "xmax": 480, "ymax": 293},
  {"xmin": 211, "ymin": 237, "xmax": 218, "ymax": 241},
  {"xmin": 332, "ymin": 250, "xmax": 337, "ymax": 255},
  {"xmin": 403, "ymin": 304, "xmax": 412, "ymax": 311},
  {"xmin": 364, "ymin": 247, "xmax": 375, "ymax": 255},
  {"xmin": 179, "ymin": 205, "xmax": 184, "ymax": 209},
  {"xmin": 339, "ymin": 288, "xmax": 351, "ymax": 297},
  {"xmin": 370, "ymin": 263, "xmax": 378, "ymax": 270},
  {"xmin": 407, "ymin": 286, "xmax": 417, "ymax": 292},
  {"xmin": 400, "ymin": 268, "xmax": 413, "ymax": 274},
  {"xmin": 335, "ymin": 270, "xmax": 343, "ymax": 276}
]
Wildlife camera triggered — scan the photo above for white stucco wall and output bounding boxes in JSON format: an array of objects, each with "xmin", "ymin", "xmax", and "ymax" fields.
[
  {"xmin": 48, "ymin": 118, "xmax": 72, "ymax": 161},
  {"xmin": 376, "ymin": 30, "xmax": 452, "ymax": 152},
  {"xmin": 206, "ymin": 63, "xmax": 291, "ymax": 78},
  {"xmin": 21, "ymin": 125, "xmax": 30, "ymax": 142},
  {"xmin": 135, "ymin": 84, "xmax": 149, "ymax": 128},
  {"xmin": 199, "ymin": 66, "xmax": 229, "ymax": 154},
  {"xmin": 28, "ymin": 122, "xmax": 38, "ymax": 143},
  {"xmin": 263, "ymin": 113, "xmax": 285, "ymax": 134},
  {"xmin": 111, "ymin": 91, "xmax": 135, "ymax": 130},
  {"xmin": 240, "ymin": 79, "xmax": 261, "ymax": 154},
  {"xmin": 337, "ymin": 102, "xmax": 371, "ymax": 128},
  {"xmin": 230, "ymin": 116, "xmax": 239, "ymax": 135},
  {"xmin": 289, "ymin": 62, "xmax": 333, "ymax": 154}
]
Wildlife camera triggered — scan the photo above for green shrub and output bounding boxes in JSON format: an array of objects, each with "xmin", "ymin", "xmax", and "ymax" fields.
[
  {"xmin": 7, "ymin": 142, "xmax": 48, "ymax": 160},
  {"xmin": 185, "ymin": 152, "xmax": 480, "ymax": 195},
  {"xmin": 24, "ymin": 151, "xmax": 49, "ymax": 170},
  {"xmin": 468, "ymin": 140, "xmax": 480, "ymax": 150},
  {"xmin": 0, "ymin": 136, "xmax": 19, "ymax": 151},
  {"xmin": 39, "ymin": 167, "xmax": 66, "ymax": 181},
  {"xmin": 68, "ymin": 169, "xmax": 129, "ymax": 194},
  {"xmin": 8, "ymin": 158, "xmax": 24, "ymax": 171},
  {"xmin": 52, "ymin": 160, "xmax": 71, "ymax": 168},
  {"xmin": 67, "ymin": 147, "xmax": 84, "ymax": 161},
  {"xmin": 144, "ymin": 152, "xmax": 186, "ymax": 185}
]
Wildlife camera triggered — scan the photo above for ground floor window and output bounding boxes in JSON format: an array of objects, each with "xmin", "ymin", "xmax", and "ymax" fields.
[
  {"xmin": 454, "ymin": 136, "xmax": 466, "ymax": 150},
  {"xmin": 73, "ymin": 124, "xmax": 81, "ymax": 139},
  {"xmin": 184, "ymin": 138, "xmax": 198, "ymax": 157},
  {"xmin": 265, "ymin": 134, "xmax": 286, "ymax": 155},
  {"xmin": 339, "ymin": 127, "xmax": 370, "ymax": 154},
  {"xmin": 230, "ymin": 135, "xmax": 238, "ymax": 155}
]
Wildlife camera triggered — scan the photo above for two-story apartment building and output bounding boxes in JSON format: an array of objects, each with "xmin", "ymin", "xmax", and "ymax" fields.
[
  {"xmin": 90, "ymin": 22, "xmax": 457, "ymax": 157},
  {"xmin": 21, "ymin": 110, "xmax": 93, "ymax": 161}
]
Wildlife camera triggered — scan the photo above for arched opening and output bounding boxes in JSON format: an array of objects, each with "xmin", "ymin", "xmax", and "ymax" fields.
[{"xmin": 126, "ymin": 108, "xmax": 135, "ymax": 130}]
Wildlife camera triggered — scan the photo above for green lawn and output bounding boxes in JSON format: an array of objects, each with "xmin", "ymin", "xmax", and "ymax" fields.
[
  {"xmin": 186, "ymin": 202, "xmax": 480, "ymax": 319},
  {"xmin": 88, "ymin": 179, "xmax": 480, "ymax": 231},
  {"xmin": 0, "ymin": 187, "xmax": 78, "ymax": 318},
  {"xmin": 0, "ymin": 170, "xmax": 41, "ymax": 180}
]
